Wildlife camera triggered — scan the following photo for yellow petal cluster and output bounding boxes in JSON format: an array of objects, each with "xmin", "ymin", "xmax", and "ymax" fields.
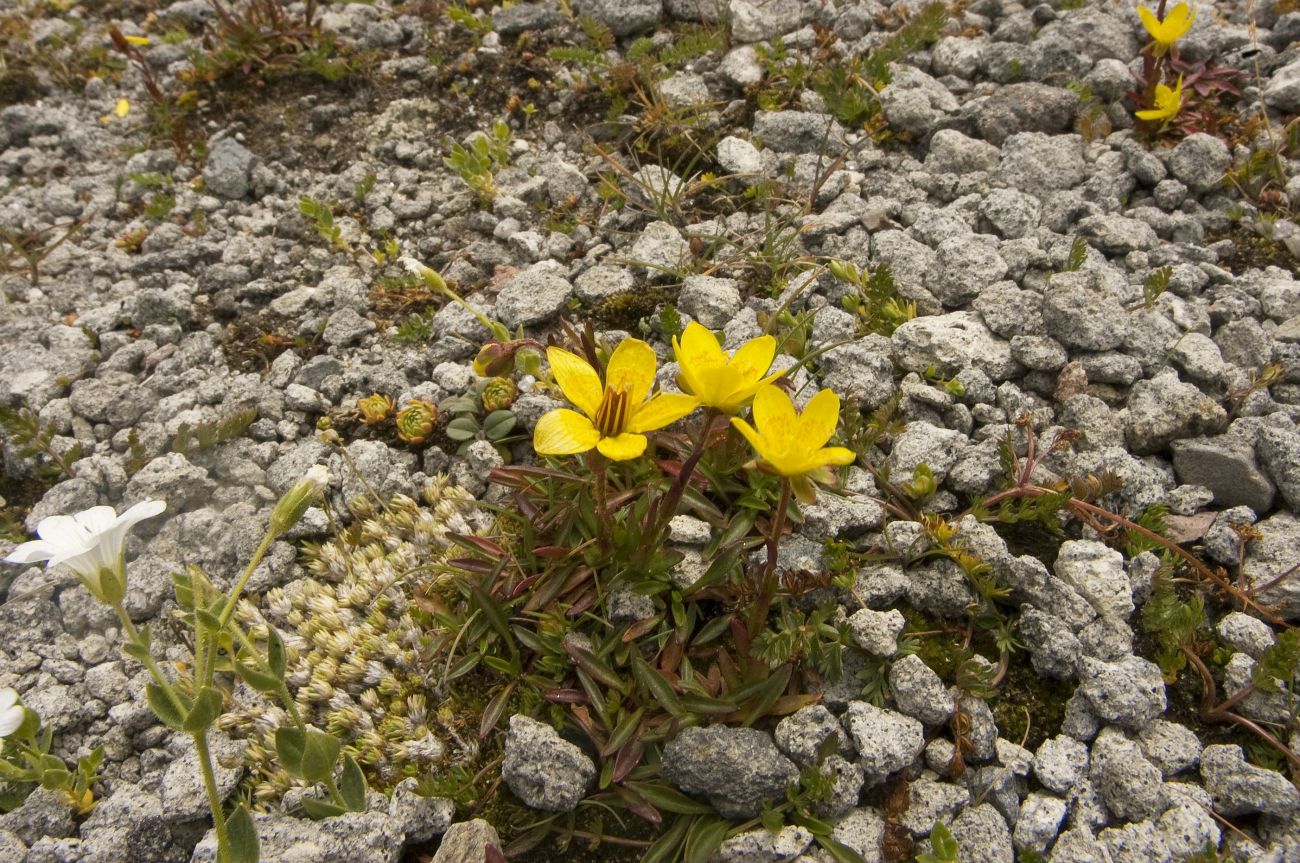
[
  {"xmin": 534, "ymin": 340, "xmax": 698, "ymax": 461},
  {"xmin": 1138, "ymin": 3, "xmax": 1195, "ymax": 54},
  {"xmin": 672, "ymin": 322, "xmax": 782, "ymax": 414},
  {"xmin": 1136, "ymin": 75, "xmax": 1184, "ymax": 122},
  {"xmin": 730, "ymin": 386, "xmax": 855, "ymax": 484}
]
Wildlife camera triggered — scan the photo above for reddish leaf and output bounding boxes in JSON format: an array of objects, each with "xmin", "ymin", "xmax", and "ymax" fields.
[
  {"xmin": 543, "ymin": 688, "xmax": 588, "ymax": 704},
  {"xmin": 612, "ymin": 738, "xmax": 645, "ymax": 785}
]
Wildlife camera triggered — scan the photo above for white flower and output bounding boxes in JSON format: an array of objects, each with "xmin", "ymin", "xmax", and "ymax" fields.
[
  {"xmin": 3, "ymin": 500, "xmax": 166, "ymax": 583},
  {"xmin": 0, "ymin": 688, "xmax": 25, "ymax": 738}
]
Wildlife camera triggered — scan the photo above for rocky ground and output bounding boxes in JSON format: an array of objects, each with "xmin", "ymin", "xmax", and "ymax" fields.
[{"xmin": 1, "ymin": 0, "xmax": 1300, "ymax": 861}]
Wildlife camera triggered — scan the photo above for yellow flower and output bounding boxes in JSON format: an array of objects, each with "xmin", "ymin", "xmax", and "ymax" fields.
[
  {"xmin": 1136, "ymin": 75, "xmax": 1184, "ymax": 121},
  {"xmin": 730, "ymin": 385, "xmax": 856, "ymax": 501},
  {"xmin": 114, "ymin": 98, "xmax": 130, "ymax": 118},
  {"xmin": 123, "ymin": 34, "xmax": 150, "ymax": 46},
  {"xmin": 672, "ymin": 322, "xmax": 782, "ymax": 414},
  {"xmin": 1138, "ymin": 3, "xmax": 1195, "ymax": 54},
  {"xmin": 534, "ymin": 339, "xmax": 699, "ymax": 461}
]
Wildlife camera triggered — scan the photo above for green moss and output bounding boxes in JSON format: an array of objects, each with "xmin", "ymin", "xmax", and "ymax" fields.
[
  {"xmin": 990, "ymin": 660, "xmax": 1073, "ymax": 752},
  {"xmin": 586, "ymin": 285, "xmax": 678, "ymax": 331}
]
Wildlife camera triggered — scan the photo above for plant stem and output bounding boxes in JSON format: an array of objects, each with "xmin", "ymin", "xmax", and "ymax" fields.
[
  {"xmin": 193, "ymin": 731, "xmax": 233, "ymax": 863},
  {"xmin": 647, "ymin": 410, "xmax": 720, "ymax": 552},
  {"xmin": 112, "ymin": 605, "xmax": 188, "ymax": 718},
  {"xmin": 749, "ymin": 479, "xmax": 792, "ymax": 638},
  {"xmin": 216, "ymin": 528, "xmax": 278, "ymax": 630},
  {"xmin": 588, "ymin": 451, "xmax": 614, "ymax": 552}
]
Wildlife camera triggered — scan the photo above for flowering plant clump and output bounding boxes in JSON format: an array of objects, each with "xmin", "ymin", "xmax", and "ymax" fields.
[
  {"xmin": 2, "ymin": 469, "xmax": 362, "ymax": 863},
  {"xmin": 424, "ymin": 324, "xmax": 882, "ymax": 860},
  {"xmin": 1132, "ymin": 3, "xmax": 1194, "ymax": 130}
]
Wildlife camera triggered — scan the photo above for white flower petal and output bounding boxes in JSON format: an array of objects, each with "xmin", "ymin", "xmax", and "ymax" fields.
[
  {"xmin": 114, "ymin": 499, "xmax": 167, "ymax": 530},
  {"xmin": 35, "ymin": 515, "xmax": 88, "ymax": 549},
  {"xmin": 0, "ymin": 688, "xmax": 17, "ymax": 711},
  {"xmin": 0, "ymin": 705, "xmax": 24, "ymax": 737},
  {"xmin": 3, "ymin": 539, "xmax": 58, "ymax": 565},
  {"xmin": 73, "ymin": 506, "xmax": 118, "ymax": 533}
]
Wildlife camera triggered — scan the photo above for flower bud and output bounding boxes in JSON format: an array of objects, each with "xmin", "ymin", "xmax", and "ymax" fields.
[
  {"xmin": 400, "ymin": 257, "xmax": 447, "ymax": 294},
  {"xmin": 270, "ymin": 465, "xmax": 331, "ymax": 535}
]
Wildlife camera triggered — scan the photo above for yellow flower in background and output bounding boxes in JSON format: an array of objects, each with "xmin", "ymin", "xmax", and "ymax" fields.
[
  {"xmin": 1138, "ymin": 3, "xmax": 1195, "ymax": 54},
  {"xmin": 672, "ymin": 322, "xmax": 782, "ymax": 415},
  {"xmin": 123, "ymin": 34, "xmax": 149, "ymax": 46},
  {"xmin": 534, "ymin": 339, "xmax": 699, "ymax": 461},
  {"xmin": 730, "ymin": 385, "xmax": 855, "ymax": 501},
  {"xmin": 1136, "ymin": 75, "xmax": 1185, "ymax": 121},
  {"xmin": 100, "ymin": 99, "xmax": 130, "ymax": 124}
]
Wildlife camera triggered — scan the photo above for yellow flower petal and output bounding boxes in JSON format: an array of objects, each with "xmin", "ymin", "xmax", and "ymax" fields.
[
  {"xmin": 676, "ymin": 322, "xmax": 726, "ymax": 370},
  {"xmin": 727, "ymin": 335, "xmax": 776, "ymax": 381},
  {"xmin": 596, "ymin": 432, "xmax": 647, "ymax": 461},
  {"xmin": 124, "ymin": 34, "xmax": 150, "ymax": 45},
  {"xmin": 813, "ymin": 446, "xmax": 857, "ymax": 468},
  {"xmin": 605, "ymin": 338, "xmax": 657, "ymax": 405},
  {"xmin": 1137, "ymin": 5, "xmax": 1161, "ymax": 38},
  {"xmin": 547, "ymin": 347, "xmax": 602, "ymax": 418},
  {"xmin": 114, "ymin": 98, "xmax": 130, "ymax": 118},
  {"xmin": 533, "ymin": 409, "xmax": 600, "ymax": 455},
  {"xmin": 729, "ymin": 416, "xmax": 766, "ymax": 459},
  {"xmin": 797, "ymin": 388, "xmax": 841, "ymax": 449},
  {"xmin": 751, "ymin": 385, "xmax": 797, "ymax": 439},
  {"xmin": 628, "ymin": 392, "xmax": 699, "ymax": 433}
]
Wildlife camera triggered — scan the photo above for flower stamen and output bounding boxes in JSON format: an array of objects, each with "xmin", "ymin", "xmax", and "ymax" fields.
[{"xmin": 594, "ymin": 386, "xmax": 631, "ymax": 437}]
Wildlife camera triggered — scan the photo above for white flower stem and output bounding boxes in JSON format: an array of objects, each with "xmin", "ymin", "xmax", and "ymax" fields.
[{"xmin": 192, "ymin": 731, "xmax": 232, "ymax": 863}]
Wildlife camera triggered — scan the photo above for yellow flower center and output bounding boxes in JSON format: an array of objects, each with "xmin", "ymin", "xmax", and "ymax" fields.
[{"xmin": 593, "ymin": 386, "xmax": 632, "ymax": 437}]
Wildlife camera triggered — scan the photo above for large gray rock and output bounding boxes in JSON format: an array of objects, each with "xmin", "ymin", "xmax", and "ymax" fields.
[
  {"xmin": 431, "ymin": 819, "xmax": 500, "ymax": 863},
  {"xmin": 1041, "ymin": 269, "xmax": 1127, "ymax": 351},
  {"xmin": 0, "ymin": 787, "xmax": 75, "ymax": 845},
  {"xmin": 495, "ymin": 263, "xmax": 574, "ymax": 328},
  {"xmin": 729, "ymin": 0, "xmax": 805, "ymax": 42},
  {"xmin": 1090, "ymin": 728, "xmax": 1164, "ymax": 823},
  {"xmin": 203, "ymin": 137, "xmax": 257, "ymax": 199},
  {"xmin": 1123, "ymin": 371, "xmax": 1227, "ymax": 455},
  {"xmin": 576, "ymin": 0, "xmax": 661, "ymax": 35},
  {"xmin": 1264, "ymin": 57, "xmax": 1300, "ymax": 112},
  {"xmin": 1256, "ymin": 424, "xmax": 1300, "ymax": 510},
  {"xmin": 1171, "ymin": 436, "xmax": 1275, "ymax": 511},
  {"xmin": 711, "ymin": 825, "xmax": 813, "ymax": 862},
  {"xmin": 888, "ymin": 655, "xmax": 954, "ymax": 726},
  {"xmin": 975, "ymin": 83, "xmax": 1080, "ymax": 145},
  {"xmin": 501, "ymin": 715, "xmax": 595, "ymax": 812},
  {"xmin": 1053, "ymin": 540, "xmax": 1132, "ymax": 619},
  {"xmin": 1242, "ymin": 512, "xmax": 1300, "ymax": 620},
  {"xmin": 1077, "ymin": 655, "xmax": 1166, "ymax": 729},
  {"xmin": 752, "ymin": 110, "xmax": 844, "ymax": 154},
  {"xmin": 892, "ymin": 312, "xmax": 1019, "ymax": 381},
  {"xmin": 928, "ymin": 235, "xmax": 1008, "ymax": 307},
  {"xmin": 661, "ymin": 726, "xmax": 798, "ymax": 818},
  {"xmin": 677, "ymin": 276, "xmax": 742, "ymax": 328},
  {"xmin": 925, "ymin": 128, "xmax": 1001, "ymax": 174},
  {"xmin": 161, "ymin": 731, "xmax": 245, "ymax": 822},
  {"xmin": 999, "ymin": 133, "xmax": 1086, "ymax": 194},
  {"xmin": 1168, "ymin": 133, "xmax": 1231, "ymax": 193},
  {"xmin": 1034, "ymin": 735, "xmax": 1089, "ymax": 796},
  {"xmin": 843, "ymin": 701, "xmax": 925, "ymax": 784},
  {"xmin": 1200, "ymin": 744, "xmax": 1300, "ymax": 817}
]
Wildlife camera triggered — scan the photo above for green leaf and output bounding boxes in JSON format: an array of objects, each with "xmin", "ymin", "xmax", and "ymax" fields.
[
  {"xmin": 624, "ymin": 782, "xmax": 714, "ymax": 816},
  {"xmin": 469, "ymin": 580, "xmax": 514, "ymax": 649},
  {"xmin": 182, "ymin": 686, "xmax": 224, "ymax": 732},
  {"xmin": 816, "ymin": 836, "xmax": 869, "ymax": 863},
  {"xmin": 339, "ymin": 754, "xmax": 367, "ymax": 811},
  {"xmin": 445, "ymin": 416, "xmax": 481, "ymax": 441},
  {"xmin": 601, "ymin": 706, "xmax": 645, "ymax": 757},
  {"xmin": 641, "ymin": 814, "xmax": 691, "ymax": 863},
  {"xmin": 145, "ymin": 683, "xmax": 187, "ymax": 731},
  {"xmin": 740, "ymin": 664, "xmax": 792, "ymax": 726},
  {"xmin": 227, "ymin": 803, "xmax": 260, "ymax": 863},
  {"xmin": 568, "ymin": 643, "xmax": 628, "ymax": 694},
  {"xmin": 631, "ymin": 656, "xmax": 684, "ymax": 716},
  {"xmin": 683, "ymin": 816, "xmax": 728, "ymax": 863},
  {"xmin": 275, "ymin": 728, "xmax": 306, "ymax": 776},
  {"xmin": 233, "ymin": 654, "xmax": 282, "ymax": 693},
  {"xmin": 38, "ymin": 767, "xmax": 70, "ymax": 790},
  {"xmin": 300, "ymin": 795, "xmax": 348, "ymax": 819},
  {"xmin": 483, "ymin": 410, "xmax": 517, "ymax": 439},
  {"xmin": 300, "ymin": 731, "xmax": 342, "ymax": 783}
]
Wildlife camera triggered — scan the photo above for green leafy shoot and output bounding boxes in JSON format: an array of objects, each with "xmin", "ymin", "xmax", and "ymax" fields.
[
  {"xmin": 1139, "ymin": 266, "xmax": 1173, "ymax": 310},
  {"xmin": 1065, "ymin": 235, "xmax": 1088, "ymax": 272},
  {"xmin": 915, "ymin": 822, "xmax": 960, "ymax": 863},
  {"xmin": 1125, "ymin": 503, "xmax": 1169, "ymax": 556},
  {"xmin": 171, "ymin": 408, "xmax": 257, "ymax": 455},
  {"xmin": 1139, "ymin": 576, "xmax": 1206, "ymax": 682},
  {"xmin": 831, "ymin": 261, "xmax": 916, "ymax": 336},
  {"xmin": 0, "ymin": 405, "xmax": 81, "ymax": 480},
  {"xmin": 298, "ymin": 195, "xmax": 349, "ymax": 253},
  {"xmin": 1253, "ymin": 628, "xmax": 1300, "ymax": 694}
]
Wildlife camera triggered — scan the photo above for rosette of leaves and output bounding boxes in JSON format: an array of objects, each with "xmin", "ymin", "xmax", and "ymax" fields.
[
  {"xmin": 442, "ymin": 381, "xmax": 520, "ymax": 456},
  {"xmin": 358, "ymin": 393, "xmax": 394, "ymax": 426},
  {"xmin": 395, "ymin": 399, "xmax": 438, "ymax": 445},
  {"xmin": 480, "ymin": 377, "xmax": 517, "ymax": 412}
]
